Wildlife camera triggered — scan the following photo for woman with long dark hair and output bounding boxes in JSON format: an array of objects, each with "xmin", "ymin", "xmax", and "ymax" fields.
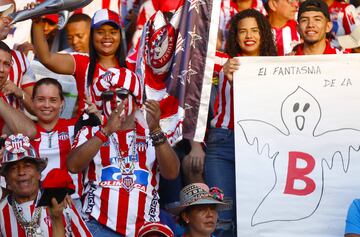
[
  {"xmin": 204, "ymin": 9, "xmax": 277, "ymax": 237},
  {"xmin": 31, "ymin": 9, "xmax": 126, "ymax": 116}
]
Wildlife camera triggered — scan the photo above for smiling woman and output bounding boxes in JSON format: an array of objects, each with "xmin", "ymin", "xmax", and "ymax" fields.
[
  {"xmin": 29, "ymin": 78, "xmax": 83, "ymax": 212},
  {"xmin": 31, "ymin": 8, "xmax": 126, "ymax": 116},
  {"xmin": 205, "ymin": 9, "xmax": 277, "ymax": 237}
]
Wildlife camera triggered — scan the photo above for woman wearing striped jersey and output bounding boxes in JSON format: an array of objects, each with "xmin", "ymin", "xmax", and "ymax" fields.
[
  {"xmin": 31, "ymin": 8, "xmax": 126, "ymax": 116},
  {"xmin": 205, "ymin": 9, "xmax": 277, "ymax": 237},
  {"xmin": 29, "ymin": 78, "xmax": 87, "ymax": 211}
]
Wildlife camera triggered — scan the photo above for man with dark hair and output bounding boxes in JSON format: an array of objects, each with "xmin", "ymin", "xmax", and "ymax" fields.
[
  {"xmin": 293, "ymin": 0, "xmax": 345, "ymax": 54},
  {"xmin": 0, "ymin": 41, "xmax": 36, "ymax": 137},
  {"xmin": 0, "ymin": 0, "xmax": 36, "ymax": 114},
  {"xmin": 65, "ymin": 13, "xmax": 91, "ymax": 53}
]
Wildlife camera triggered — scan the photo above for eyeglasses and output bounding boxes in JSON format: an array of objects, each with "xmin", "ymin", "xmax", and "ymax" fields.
[{"xmin": 101, "ymin": 88, "xmax": 131, "ymax": 101}]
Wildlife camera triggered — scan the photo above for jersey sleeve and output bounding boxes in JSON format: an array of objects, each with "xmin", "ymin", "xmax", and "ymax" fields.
[
  {"xmin": 65, "ymin": 204, "xmax": 93, "ymax": 237},
  {"xmin": 20, "ymin": 59, "xmax": 36, "ymax": 88},
  {"xmin": 71, "ymin": 53, "xmax": 90, "ymax": 79}
]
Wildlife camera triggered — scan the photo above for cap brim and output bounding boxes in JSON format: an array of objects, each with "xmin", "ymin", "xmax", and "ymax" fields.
[
  {"xmin": 337, "ymin": 35, "xmax": 360, "ymax": 49},
  {"xmin": 168, "ymin": 198, "xmax": 228, "ymax": 215},
  {"xmin": 92, "ymin": 20, "xmax": 120, "ymax": 29},
  {"xmin": 37, "ymin": 187, "xmax": 74, "ymax": 207},
  {"xmin": 0, "ymin": 157, "xmax": 47, "ymax": 176}
]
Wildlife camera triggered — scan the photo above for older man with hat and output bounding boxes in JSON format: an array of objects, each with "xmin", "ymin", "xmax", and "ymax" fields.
[
  {"xmin": 292, "ymin": 0, "xmax": 348, "ymax": 55},
  {"xmin": 0, "ymin": 134, "xmax": 92, "ymax": 237}
]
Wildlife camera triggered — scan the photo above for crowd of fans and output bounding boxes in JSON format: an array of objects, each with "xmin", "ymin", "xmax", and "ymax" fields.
[{"xmin": 0, "ymin": 0, "xmax": 359, "ymax": 236}]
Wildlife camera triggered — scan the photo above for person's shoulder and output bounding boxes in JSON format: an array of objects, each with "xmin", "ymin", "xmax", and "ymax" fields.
[
  {"xmin": 0, "ymin": 194, "xmax": 10, "ymax": 209},
  {"xmin": 58, "ymin": 118, "xmax": 78, "ymax": 127},
  {"xmin": 215, "ymin": 50, "xmax": 230, "ymax": 59},
  {"xmin": 351, "ymin": 199, "xmax": 360, "ymax": 207},
  {"xmin": 71, "ymin": 52, "xmax": 90, "ymax": 62},
  {"xmin": 286, "ymin": 20, "xmax": 298, "ymax": 28},
  {"xmin": 330, "ymin": 0, "xmax": 350, "ymax": 9}
]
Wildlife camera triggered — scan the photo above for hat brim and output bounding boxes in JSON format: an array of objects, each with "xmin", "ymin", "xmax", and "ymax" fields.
[
  {"xmin": 37, "ymin": 187, "xmax": 74, "ymax": 207},
  {"xmin": 337, "ymin": 35, "xmax": 360, "ymax": 49},
  {"xmin": 139, "ymin": 228, "xmax": 173, "ymax": 237},
  {"xmin": 0, "ymin": 157, "xmax": 47, "ymax": 176},
  {"xmin": 92, "ymin": 20, "xmax": 120, "ymax": 29},
  {"xmin": 168, "ymin": 197, "xmax": 228, "ymax": 215}
]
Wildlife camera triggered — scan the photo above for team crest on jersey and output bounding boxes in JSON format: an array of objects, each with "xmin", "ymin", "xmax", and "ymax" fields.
[
  {"xmin": 99, "ymin": 70, "xmax": 115, "ymax": 82},
  {"xmin": 100, "ymin": 165, "xmax": 149, "ymax": 192},
  {"xmin": 122, "ymin": 174, "xmax": 135, "ymax": 191},
  {"xmin": 148, "ymin": 24, "xmax": 176, "ymax": 74},
  {"xmin": 58, "ymin": 132, "xmax": 69, "ymax": 141}
]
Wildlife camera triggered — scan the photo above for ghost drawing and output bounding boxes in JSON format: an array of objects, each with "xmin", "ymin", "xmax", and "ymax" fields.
[{"xmin": 237, "ymin": 87, "xmax": 360, "ymax": 225}]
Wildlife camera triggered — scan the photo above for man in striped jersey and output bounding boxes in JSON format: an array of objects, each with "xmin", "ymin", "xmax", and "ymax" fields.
[
  {"xmin": 0, "ymin": 0, "xmax": 36, "ymax": 114},
  {"xmin": 0, "ymin": 134, "xmax": 92, "ymax": 237},
  {"xmin": 266, "ymin": 0, "xmax": 301, "ymax": 55},
  {"xmin": 0, "ymin": 41, "xmax": 36, "ymax": 137},
  {"xmin": 67, "ymin": 68, "xmax": 180, "ymax": 237}
]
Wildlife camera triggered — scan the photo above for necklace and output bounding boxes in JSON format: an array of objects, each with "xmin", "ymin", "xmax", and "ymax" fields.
[
  {"xmin": 109, "ymin": 124, "xmax": 148, "ymax": 192},
  {"xmin": 11, "ymin": 197, "xmax": 43, "ymax": 237}
]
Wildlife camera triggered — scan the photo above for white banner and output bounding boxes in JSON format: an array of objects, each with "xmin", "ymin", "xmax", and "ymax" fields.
[{"xmin": 234, "ymin": 54, "xmax": 360, "ymax": 237}]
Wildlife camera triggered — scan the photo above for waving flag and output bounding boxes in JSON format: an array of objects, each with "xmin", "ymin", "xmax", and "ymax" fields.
[
  {"xmin": 167, "ymin": 0, "xmax": 221, "ymax": 142},
  {"xmin": 135, "ymin": 0, "xmax": 221, "ymax": 144}
]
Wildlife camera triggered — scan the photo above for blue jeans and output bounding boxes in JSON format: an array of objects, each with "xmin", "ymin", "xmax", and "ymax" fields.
[
  {"xmin": 86, "ymin": 219, "xmax": 124, "ymax": 237},
  {"xmin": 205, "ymin": 128, "xmax": 236, "ymax": 237}
]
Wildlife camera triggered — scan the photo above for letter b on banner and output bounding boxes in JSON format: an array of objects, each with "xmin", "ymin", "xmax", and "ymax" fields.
[{"xmin": 284, "ymin": 151, "xmax": 315, "ymax": 196}]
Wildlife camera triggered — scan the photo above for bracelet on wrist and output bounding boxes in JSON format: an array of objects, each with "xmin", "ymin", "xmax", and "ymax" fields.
[
  {"xmin": 150, "ymin": 126, "xmax": 162, "ymax": 136},
  {"xmin": 150, "ymin": 131, "xmax": 167, "ymax": 146},
  {"xmin": 95, "ymin": 128, "xmax": 109, "ymax": 143}
]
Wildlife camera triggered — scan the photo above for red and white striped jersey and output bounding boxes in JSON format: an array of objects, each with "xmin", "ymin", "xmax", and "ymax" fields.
[
  {"xmin": 71, "ymin": 53, "xmax": 125, "ymax": 115},
  {"xmin": 328, "ymin": 0, "xmax": 360, "ymax": 47},
  {"xmin": 272, "ymin": 20, "xmax": 301, "ymax": 56},
  {"xmin": 73, "ymin": 122, "xmax": 160, "ymax": 236},
  {"xmin": 30, "ymin": 119, "xmax": 83, "ymax": 199},
  {"xmin": 0, "ymin": 196, "xmax": 92, "ymax": 237},
  {"xmin": 74, "ymin": 0, "xmax": 121, "ymax": 17},
  {"xmin": 7, "ymin": 50, "xmax": 36, "ymax": 110},
  {"xmin": 219, "ymin": 0, "xmax": 267, "ymax": 51},
  {"xmin": 210, "ymin": 51, "xmax": 234, "ymax": 130}
]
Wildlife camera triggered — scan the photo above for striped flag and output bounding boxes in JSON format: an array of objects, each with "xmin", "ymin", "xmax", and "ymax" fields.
[
  {"xmin": 166, "ymin": 0, "xmax": 221, "ymax": 142},
  {"xmin": 136, "ymin": 0, "xmax": 221, "ymax": 143}
]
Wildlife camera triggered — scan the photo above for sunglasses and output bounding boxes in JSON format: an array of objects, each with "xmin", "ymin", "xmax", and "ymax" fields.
[{"xmin": 101, "ymin": 88, "xmax": 131, "ymax": 101}]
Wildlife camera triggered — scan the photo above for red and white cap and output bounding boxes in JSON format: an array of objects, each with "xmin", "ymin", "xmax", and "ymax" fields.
[
  {"xmin": 91, "ymin": 9, "xmax": 121, "ymax": 29},
  {"xmin": 92, "ymin": 67, "xmax": 142, "ymax": 109},
  {"xmin": 138, "ymin": 222, "xmax": 174, "ymax": 237}
]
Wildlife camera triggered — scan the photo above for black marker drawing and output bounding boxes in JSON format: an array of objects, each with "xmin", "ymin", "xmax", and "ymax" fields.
[{"xmin": 237, "ymin": 86, "xmax": 360, "ymax": 226}]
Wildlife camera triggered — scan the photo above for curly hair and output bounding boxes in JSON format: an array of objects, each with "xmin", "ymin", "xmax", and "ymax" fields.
[{"xmin": 225, "ymin": 9, "xmax": 277, "ymax": 57}]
